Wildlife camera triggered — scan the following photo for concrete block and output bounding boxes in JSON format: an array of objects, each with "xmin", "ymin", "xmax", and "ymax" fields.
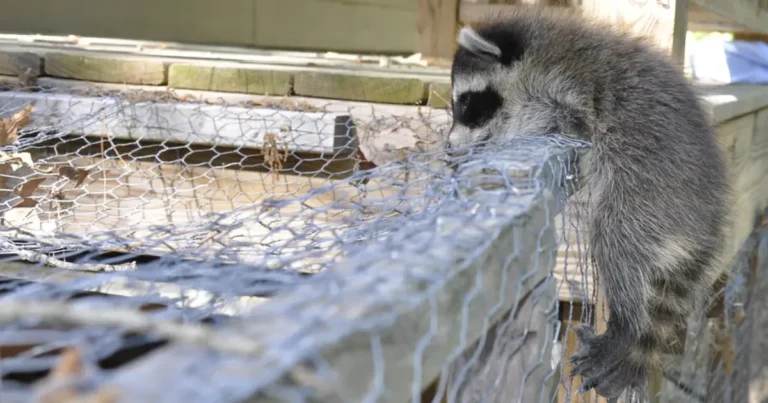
[
  {"xmin": 44, "ymin": 53, "xmax": 167, "ymax": 85},
  {"xmin": 168, "ymin": 64, "xmax": 292, "ymax": 95}
]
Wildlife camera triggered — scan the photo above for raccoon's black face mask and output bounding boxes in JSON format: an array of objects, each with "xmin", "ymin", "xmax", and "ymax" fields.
[{"xmin": 445, "ymin": 26, "xmax": 525, "ymax": 168}]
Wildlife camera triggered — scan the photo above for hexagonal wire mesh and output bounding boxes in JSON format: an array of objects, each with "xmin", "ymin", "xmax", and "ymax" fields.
[{"xmin": 0, "ymin": 78, "xmax": 749, "ymax": 403}]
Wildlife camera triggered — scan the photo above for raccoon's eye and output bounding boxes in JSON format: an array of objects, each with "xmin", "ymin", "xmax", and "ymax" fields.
[{"xmin": 453, "ymin": 86, "xmax": 503, "ymax": 129}]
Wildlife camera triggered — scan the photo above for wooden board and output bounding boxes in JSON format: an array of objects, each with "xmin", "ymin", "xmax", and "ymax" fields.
[
  {"xmin": 0, "ymin": 91, "xmax": 358, "ymax": 156},
  {"xmin": 0, "ymin": 262, "xmax": 268, "ymax": 316},
  {"xmin": 0, "ymin": 0, "xmax": 420, "ymax": 55},
  {"xmin": 22, "ymin": 76, "xmax": 454, "ymax": 168},
  {"xmin": 688, "ymin": 0, "xmax": 768, "ymax": 34},
  {"xmin": 1, "ymin": 153, "xmax": 370, "ymax": 264},
  {"xmin": 417, "ymin": 0, "xmax": 461, "ymax": 59}
]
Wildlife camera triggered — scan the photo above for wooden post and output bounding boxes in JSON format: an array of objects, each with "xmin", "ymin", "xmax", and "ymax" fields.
[
  {"xmin": 733, "ymin": 31, "xmax": 768, "ymax": 44},
  {"xmin": 417, "ymin": 0, "xmax": 461, "ymax": 60}
]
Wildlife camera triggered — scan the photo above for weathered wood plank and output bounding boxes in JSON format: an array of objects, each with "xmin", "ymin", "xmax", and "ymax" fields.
[
  {"xmin": 92, "ymin": 143, "xmax": 577, "ymax": 403},
  {"xmin": 446, "ymin": 279, "xmax": 560, "ymax": 403},
  {"xmin": 700, "ymin": 84, "xmax": 768, "ymax": 124},
  {"xmin": 459, "ymin": 3, "xmax": 516, "ymax": 24},
  {"xmin": 688, "ymin": 0, "xmax": 768, "ymax": 35},
  {"xmin": 293, "ymin": 70, "xmax": 426, "ymax": 104},
  {"xmin": 168, "ymin": 63, "xmax": 293, "ymax": 96},
  {"xmin": 0, "ymin": 152, "xmax": 369, "ymax": 265},
  {"xmin": 0, "ymin": 52, "xmax": 41, "ymax": 77},
  {"xmin": 0, "ymin": 0, "xmax": 255, "ymax": 49},
  {"xmin": 0, "ymin": 91, "xmax": 358, "ymax": 155},
  {"xmin": 417, "ymin": 0, "xmax": 461, "ymax": 59},
  {"xmin": 12, "ymin": 76, "xmax": 452, "ymax": 168},
  {"xmin": 45, "ymin": 53, "xmax": 168, "ymax": 85},
  {"xmin": 253, "ymin": 0, "xmax": 418, "ymax": 54},
  {"xmin": 0, "ymin": 262, "xmax": 269, "ymax": 316}
]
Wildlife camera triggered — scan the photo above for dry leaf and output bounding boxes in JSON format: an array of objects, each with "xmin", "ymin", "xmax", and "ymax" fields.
[
  {"xmin": 74, "ymin": 170, "xmax": 90, "ymax": 187},
  {"xmin": 15, "ymin": 176, "xmax": 46, "ymax": 198},
  {"xmin": 353, "ymin": 149, "xmax": 377, "ymax": 171},
  {"xmin": 0, "ymin": 104, "xmax": 34, "ymax": 146},
  {"xmin": 0, "ymin": 151, "xmax": 36, "ymax": 171},
  {"xmin": 59, "ymin": 166, "xmax": 91, "ymax": 187},
  {"xmin": 11, "ymin": 104, "xmax": 34, "ymax": 129},
  {"xmin": 0, "ymin": 123, "xmax": 18, "ymax": 146},
  {"xmin": 58, "ymin": 166, "xmax": 78, "ymax": 179},
  {"xmin": 13, "ymin": 197, "xmax": 38, "ymax": 208}
]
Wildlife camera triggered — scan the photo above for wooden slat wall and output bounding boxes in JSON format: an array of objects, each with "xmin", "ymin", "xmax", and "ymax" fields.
[{"xmin": 0, "ymin": 0, "xmax": 418, "ymax": 55}]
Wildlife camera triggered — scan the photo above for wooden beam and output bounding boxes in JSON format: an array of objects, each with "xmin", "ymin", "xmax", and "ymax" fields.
[
  {"xmin": 0, "ymin": 91, "xmax": 358, "ymax": 156},
  {"xmin": 417, "ymin": 0, "xmax": 461, "ymax": 59},
  {"xmin": 733, "ymin": 31, "xmax": 768, "ymax": 43},
  {"xmin": 672, "ymin": 0, "xmax": 690, "ymax": 64},
  {"xmin": 688, "ymin": 0, "xmax": 768, "ymax": 35},
  {"xmin": 0, "ymin": 262, "xmax": 269, "ymax": 316}
]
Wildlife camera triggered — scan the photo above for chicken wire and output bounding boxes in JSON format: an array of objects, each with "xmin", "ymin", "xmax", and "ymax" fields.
[
  {"xmin": 0, "ymin": 78, "xmax": 750, "ymax": 403},
  {"xmin": 660, "ymin": 210, "xmax": 766, "ymax": 403}
]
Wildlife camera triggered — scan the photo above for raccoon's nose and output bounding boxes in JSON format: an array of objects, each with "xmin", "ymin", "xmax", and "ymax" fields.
[{"xmin": 443, "ymin": 125, "xmax": 467, "ymax": 171}]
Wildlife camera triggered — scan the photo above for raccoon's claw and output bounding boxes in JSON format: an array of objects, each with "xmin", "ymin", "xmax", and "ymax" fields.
[{"xmin": 569, "ymin": 324, "xmax": 644, "ymax": 400}]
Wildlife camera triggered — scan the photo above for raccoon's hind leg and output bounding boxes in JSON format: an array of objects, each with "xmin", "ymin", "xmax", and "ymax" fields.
[{"xmin": 569, "ymin": 205, "xmax": 706, "ymax": 399}]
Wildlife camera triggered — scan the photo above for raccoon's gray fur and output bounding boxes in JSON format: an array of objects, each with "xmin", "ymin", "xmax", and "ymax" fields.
[{"xmin": 446, "ymin": 7, "xmax": 730, "ymax": 400}]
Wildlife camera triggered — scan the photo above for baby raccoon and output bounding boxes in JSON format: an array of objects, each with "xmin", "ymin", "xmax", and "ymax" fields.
[{"xmin": 446, "ymin": 7, "xmax": 730, "ymax": 400}]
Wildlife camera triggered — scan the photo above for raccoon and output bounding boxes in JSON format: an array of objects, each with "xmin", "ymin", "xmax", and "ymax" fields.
[{"xmin": 446, "ymin": 7, "xmax": 730, "ymax": 400}]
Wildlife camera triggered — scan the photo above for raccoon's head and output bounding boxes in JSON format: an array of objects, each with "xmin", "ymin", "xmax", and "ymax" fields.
[
  {"xmin": 447, "ymin": 24, "xmax": 529, "ymax": 156},
  {"xmin": 447, "ymin": 12, "xmax": 592, "ymax": 157}
]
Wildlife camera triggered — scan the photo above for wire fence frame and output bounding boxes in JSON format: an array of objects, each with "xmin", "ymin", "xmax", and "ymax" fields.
[{"xmin": 0, "ymin": 78, "xmax": 754, "ymax": 403}]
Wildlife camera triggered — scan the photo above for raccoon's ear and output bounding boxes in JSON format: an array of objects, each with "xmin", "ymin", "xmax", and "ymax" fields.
[{"xmin": 458, "ymin": 27, "xmax": 502, "ymax": 61}]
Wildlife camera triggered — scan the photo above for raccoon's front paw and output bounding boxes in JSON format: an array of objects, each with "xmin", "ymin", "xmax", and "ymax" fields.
[{"xmin": 569, "ymin": 324, "xmax": 645, "ymax": 400}]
